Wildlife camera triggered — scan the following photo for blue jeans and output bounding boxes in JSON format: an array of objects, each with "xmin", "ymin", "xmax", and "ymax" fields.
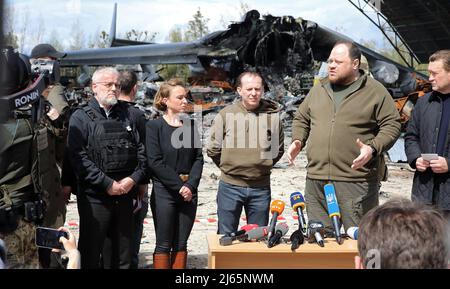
[{"xmin": 217, "ymin": 180, "xmax": 271, "ymax": 234}]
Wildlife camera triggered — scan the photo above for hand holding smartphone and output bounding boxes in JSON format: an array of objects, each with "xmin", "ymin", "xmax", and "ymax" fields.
[
  {"xmin": 421, "ymin": 153, "xmax": 439, "ymax": 161},
  {"xmin": 35, "ymin": 227, "xmax": 69, "ymax": 250}
]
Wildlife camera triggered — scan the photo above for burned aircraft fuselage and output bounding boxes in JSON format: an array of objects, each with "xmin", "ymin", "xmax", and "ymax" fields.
[{"xmin": 61, "ymin": 8, "xmax": 429, "ymax": 125}]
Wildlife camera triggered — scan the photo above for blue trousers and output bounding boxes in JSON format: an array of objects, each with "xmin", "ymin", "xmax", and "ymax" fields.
[{"xmin": 217, "ymin": 180, "xmax": 271, "ymax": 234}]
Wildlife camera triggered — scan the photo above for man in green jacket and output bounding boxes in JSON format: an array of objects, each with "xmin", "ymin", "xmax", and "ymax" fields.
[
  {"xmin": 207, "ymin": 71, "xmax": 284, "ymax": 234},
  {"xmin": 287, "ymin": 41, "xmax": 401, "ymax": 233}
]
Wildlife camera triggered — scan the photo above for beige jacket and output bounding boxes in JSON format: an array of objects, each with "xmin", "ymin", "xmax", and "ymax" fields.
[{"xmin": 207, "ymin": 99, "xmax": 284, "ymax": 187}]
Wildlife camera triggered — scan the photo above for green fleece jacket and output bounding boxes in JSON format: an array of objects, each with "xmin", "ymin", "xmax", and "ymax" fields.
[
  {"xmin": 207, "ymin": 99, "xmax": 284, "ymax": 187},
  {"xmin": 292, "ymin": 72, "xmax": 401, "ymax": 182}
]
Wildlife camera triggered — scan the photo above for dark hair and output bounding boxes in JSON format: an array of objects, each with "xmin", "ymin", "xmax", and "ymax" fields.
[
  {"xmin": 429, "ymin": 50, "xmax": 450, "ymax": 72},
  {"xmin": 333, "ymin": 40, "xmax": 361, "ymax": 66},
  {"xmin": 119, "ymin": 70, "xmax": 138, "ymax": 95},
  {"xmin": 235, "ymin": 71, "xmax": 264, "ymax": 89},
  {"xmin": 358, "ymin": 199, "xmax": 449, "ymax": 269},
  {"xmin": 153, "ymin": 78, "xmax": 185, "ymax": 111}
]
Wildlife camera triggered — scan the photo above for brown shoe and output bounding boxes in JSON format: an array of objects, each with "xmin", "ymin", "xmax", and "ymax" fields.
[
  {"xmin": 153, "ymin": 253, "xmax": 170, "ymax": 269},
  {"xmin": 170, "ymin": 251, "xmax": 187, "ymax": 269}
]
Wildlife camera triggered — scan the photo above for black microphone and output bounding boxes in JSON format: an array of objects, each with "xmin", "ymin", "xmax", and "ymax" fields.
[
  {"xmin": 290, "ymin": 229, "xmax": 304, "ymax": 251},
  {"xmin": 267, "ymin": 200, "xmax": 285, "ymax": 242},
  {"xmin": 308, "ymin": 220, "xmax": 325, "ymax": 247},
  {"xmin": 267, "ymin": 223, "xmax": 289, "ymax": 248}
]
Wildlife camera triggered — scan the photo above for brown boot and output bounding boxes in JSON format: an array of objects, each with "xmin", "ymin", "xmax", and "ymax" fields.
[
  {"xmin": 153, "ymin": 253, "xmax": 170, "ymax": 269},
  {"xmin": 171, "ymin": 251, "xmax": 187, "ymax": 269}
]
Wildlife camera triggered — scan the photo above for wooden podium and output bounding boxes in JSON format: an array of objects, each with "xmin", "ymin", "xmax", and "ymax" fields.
[{"xmin": 207, "ymin": 233, "xmax": 358, "ymax": 269}]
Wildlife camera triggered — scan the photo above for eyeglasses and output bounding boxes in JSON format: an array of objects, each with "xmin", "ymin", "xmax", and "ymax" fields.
[{"xmin": 95, "ymin": 82, "xmax": 122, "ymax": 89}]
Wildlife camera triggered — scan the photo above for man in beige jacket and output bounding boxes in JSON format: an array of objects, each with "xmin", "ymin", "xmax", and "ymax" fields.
[{"xmin": 207, "ymin": 71, "xmax": 284, "ymax": 234}]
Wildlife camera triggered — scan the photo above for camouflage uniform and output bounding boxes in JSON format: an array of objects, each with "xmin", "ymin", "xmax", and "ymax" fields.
[
  {"xmin": 0, "ymin": 118, "xmax": 45, "ymax": 269},
  {"xmin": 0, "ymin": 219, "xmax": 40, "ymax": 269}
]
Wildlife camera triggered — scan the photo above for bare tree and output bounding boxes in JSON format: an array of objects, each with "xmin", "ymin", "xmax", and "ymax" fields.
[
  {"xmin": 238, "ymin": 1, "xmax": 251, "ymax": 19},
  {"xmin": 47, "ymin": 29, "xmax": 65, "ymax": 52},
  {"xmin": 124, "ymin": 29, "xmax": 157, "ymax": 42},
  {"xmin": 3, "ymin": 4, "xmax": 14, "ymax": 32},
  {"xmin": 69, "ymin": 18, "xmax": 85, "ymax": 50},
  {"xmin": 87, "ymin": 28, "xmax": 110, "ymax": 48},
  {"xmin": 3, "ymin": 4, "xmax": 18, "ymax": 48},
  {"xmin": 33, "ymin": 13, "xmax": 46, "ymax": 45},
  {"xmin": 166, "ymin": 26, "xmax": 183, "ymax": 43},
  {"xmin": 17, "ymin": 7, "xmax": 30, "ymax": 52}
]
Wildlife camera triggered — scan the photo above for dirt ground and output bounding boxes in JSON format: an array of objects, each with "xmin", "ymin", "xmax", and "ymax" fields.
[{"xmin": 64, "ymin": 137, "xmax": 415, "ymax": 269}]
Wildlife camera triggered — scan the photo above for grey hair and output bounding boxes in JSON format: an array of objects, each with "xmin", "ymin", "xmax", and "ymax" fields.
[{"xmin": 92, "ymin": 66, "xmax": 119, "ymax": 83}]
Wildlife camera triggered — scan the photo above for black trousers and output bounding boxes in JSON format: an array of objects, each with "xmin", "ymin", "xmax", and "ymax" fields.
[
  {"xmin": 77, "ymin": 194, "xmax": 133, "ymax": 269},
  {"xmin": 150, "ymin": 181, "xmax": 197, "ymax": 254},
  {"xmin": 130, "ymin": 198, "xmax": 149, "ymax": 269}
]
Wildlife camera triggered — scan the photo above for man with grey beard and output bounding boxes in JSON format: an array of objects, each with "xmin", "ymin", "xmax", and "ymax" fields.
[{"xmin": 67, "ymin": 67, "xmax": 147, "ymax": 269}]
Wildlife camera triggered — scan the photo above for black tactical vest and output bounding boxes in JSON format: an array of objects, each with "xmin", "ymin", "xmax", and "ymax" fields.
[{"xmin": 82, "ymin": 106, "xmax": 138, "ymax": 178}]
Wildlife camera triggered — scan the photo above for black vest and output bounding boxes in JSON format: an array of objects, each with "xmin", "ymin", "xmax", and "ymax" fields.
[{"xmin": 82, "ymin": 105, "xmax": 138, "ymax": 179}]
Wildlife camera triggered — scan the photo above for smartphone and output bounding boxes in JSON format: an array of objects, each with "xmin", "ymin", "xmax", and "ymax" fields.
[
  {"xmin": 35, "ymin": 227, "xmax": 68, "ymax": 250},
  {"xmin": 421, "ymin": 153, "xmax": 438, "ymax": 161}
]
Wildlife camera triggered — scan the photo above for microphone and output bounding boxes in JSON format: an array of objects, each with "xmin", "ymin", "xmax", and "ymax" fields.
[
  {"xmin": 220, "ymin": 224, "xmax": 259, "ymax": 246},
  {"xmin": 307, "ymin": 220, "xmax": 325, "ymax": 247},
  {"xmin": 267, "ymin": 223, "xmax": 289, "ymax": 248},
  {"xmin": 225, "ymin": 224, "xmax": 259, "ymax": 238},
  {"xmin": 290, "ymin": 192, "xmax": 307, "ymax": 234},
  {"xmin": 290, "ymin": 229, "xmax": 304, "ymax": 251},
  {"xmin": 324, "ymin": 183, "xmax": 343, "ymax": 244},
  {"xmin": 242, "ymin": 226, "xmax": 269, "ymax": 241},
  {"xmin": 267, "ymin": 200, "xmax": 285, "ymax": 241},
  {"xmin": 347, "ymin": 227, "xmax": 358, "ymax": 240}
]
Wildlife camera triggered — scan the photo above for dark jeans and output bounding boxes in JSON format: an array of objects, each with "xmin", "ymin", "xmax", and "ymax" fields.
[
  {"xmin": 77, "ymin": 194, "xmax": 133, "ymax": 269},
  {"xmin": 216, "ymin": 180, "xmax": 271, "ymax": 235},
  {"xmin": 150, "ymin": 181, "xmax": 197, "ymax": 254}
]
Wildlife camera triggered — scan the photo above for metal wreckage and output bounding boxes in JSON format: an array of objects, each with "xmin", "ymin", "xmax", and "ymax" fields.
[{"xmin": 60, "ymin": 7, "xmax": 431, "ymax": 160}]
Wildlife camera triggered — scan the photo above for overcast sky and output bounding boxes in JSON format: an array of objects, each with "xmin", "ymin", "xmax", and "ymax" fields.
[{"xmin": 6, "ymin": 0, "xmax": 388, "ymax": 54}]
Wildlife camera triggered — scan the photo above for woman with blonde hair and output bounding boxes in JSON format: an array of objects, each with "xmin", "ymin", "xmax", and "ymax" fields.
[{"xmin": 146, "ymin": 79, "xmax": 203, "ymax": 269}]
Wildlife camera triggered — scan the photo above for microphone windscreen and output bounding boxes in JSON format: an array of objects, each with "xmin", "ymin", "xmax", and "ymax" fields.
[
  {"xmin": 347, "ymin": 227, "xmax": 358, "ymax": 240},
  {"xmin": 270, "ymin": 200, "xmax": 285, "ymax": 214},
  {"xmin": 290, "ymin": 192, "xmax": 305, "ymax": 211},
  {"xmin": 324, "ymin": 184, "xmax": 341, "ymax": 218},
  {"xmin": 246, "ymin": 226, "xmax": 269, "ymax": 240},
  {"xmin": 275, "ymin": 222, "xmax": 289, "ymax": 236}
]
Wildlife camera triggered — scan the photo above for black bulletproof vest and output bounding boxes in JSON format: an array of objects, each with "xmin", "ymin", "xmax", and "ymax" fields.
[{"xmin": 82, "ymin": 106, "xmax": 138, "ymax": 177}]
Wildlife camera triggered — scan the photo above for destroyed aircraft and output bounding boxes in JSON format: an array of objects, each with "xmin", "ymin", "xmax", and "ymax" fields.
[{"xmin": 60, "ymin": 4, "xmax": 430, "ymax": 129}]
